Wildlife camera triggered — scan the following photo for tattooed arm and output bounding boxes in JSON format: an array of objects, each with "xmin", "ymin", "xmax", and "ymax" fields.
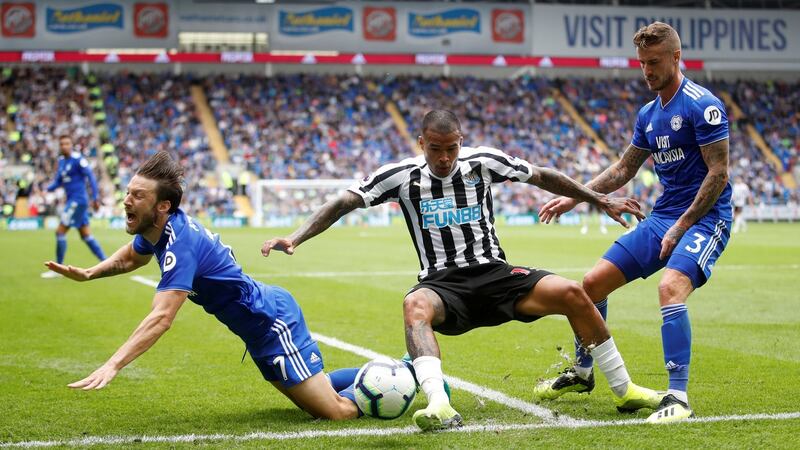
[
  {"xmin": 659, "ymin": 138, "xmax": 730, "ymax": 259},
  {"xmin": 538, "ymin": 145, "xmax": 650, "ymax": 223},
  {"xmin": 44, "ymin": 242, "xmax": 152, "ymax": 282},
  {"xmin": 585, "ymin": 144, "xmax": 651, "ymax": 193},
  {"xmin": 261, "ymin": 190, "xmax": 366, "ymax": 256},
  {"xmin": 527, "ymin": 164, "xmax": 645, "ymax": 228}
]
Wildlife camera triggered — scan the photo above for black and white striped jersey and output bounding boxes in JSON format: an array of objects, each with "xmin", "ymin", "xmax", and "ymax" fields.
[{"xmin": 348, "ymin": 146, "xmax": 535, "ymax": 280}]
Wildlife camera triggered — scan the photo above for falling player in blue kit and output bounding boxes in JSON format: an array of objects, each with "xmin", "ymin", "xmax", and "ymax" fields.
[
  {"xmin": 537, "ymin": 22, "xmax": 732, "ymax": 423},
  {"xmin": 44, "ymin": 151, "xmax": 360, "ymax": 421},
  {"xmin": 41, "ymin": 135, "xmax": 106, "ymax": 278}
]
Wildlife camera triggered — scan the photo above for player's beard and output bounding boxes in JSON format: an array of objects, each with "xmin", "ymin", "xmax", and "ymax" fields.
[
  {"xmin": 648, "ymin": 71, "xmax": 674, "ymax": 92},
  {"xmin": 125, "ymin": 205, "xmax": 159, "ymax": 236}
]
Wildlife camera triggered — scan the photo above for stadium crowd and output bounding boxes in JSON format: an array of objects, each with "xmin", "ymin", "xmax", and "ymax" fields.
[
  {"xmin": 101, "ymin": 72, "xmax": 236, "ymax": 217},
  {"xmin": 1, "ymin": 67, "xmax": 99, "ymax": 218},
  {"xmin": 205, "ymin": 73, "xmax": 409, "ymax": 181},
  {"xmin": 1, "ymin": 67, "xmax": 797, "ymax": 222}
]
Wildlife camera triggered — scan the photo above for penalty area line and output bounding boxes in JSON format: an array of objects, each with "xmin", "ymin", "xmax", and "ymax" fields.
[{"xmin": 4, "ymin": 412, "xmax": 800, "ymax": 448}]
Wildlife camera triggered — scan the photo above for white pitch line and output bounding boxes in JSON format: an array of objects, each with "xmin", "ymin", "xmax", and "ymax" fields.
[
  {"xmin": 4, "ymin": 412, "xmax": 800, "ymax": 448},
  {"xmin": 130, "ymin": 275, "xmax": 158, "ymax": 287},
  {"xmin": 310, "ymin": 333, "xmax": 564, "ymax": 424},
  {"xmin": 248, "ymin": 263, "xmax": 800, "ymax": 278},
  {"xmin": 128, "ymin": 276, "xmax": 564, "ymax": 423}
]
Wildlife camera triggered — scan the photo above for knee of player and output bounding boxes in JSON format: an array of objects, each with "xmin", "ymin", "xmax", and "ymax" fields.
[
  {"xmin": 403, "ymin": 291, "xmax": 433, "ymax": 322},
  {"xmin": 582, "ymin": 271, "xmax": 603, "ymax": 298},
  {"xmin": 325, "ymin": 397, "xmax": 360, "ymax": 421},
  {"xmin": 657, "ymin": 280, "xmax": 683, "ymax": 304},
  {"xmin": 563, "ymin": 281, "xmax": 592, "ymax": 311}
]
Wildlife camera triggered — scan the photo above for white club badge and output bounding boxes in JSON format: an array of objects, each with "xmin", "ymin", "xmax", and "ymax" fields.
[{"xmin": 670, "ymin": 115, "xmax": 683, "ymax": 131}]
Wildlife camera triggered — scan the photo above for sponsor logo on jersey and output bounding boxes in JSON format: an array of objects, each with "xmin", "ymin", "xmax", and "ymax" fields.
[
  {"xmin": 704, "ymin": 105, "xmax": 722, "ymax": 125},
  {"xmin": 420, "ymin": 196, "xmax": 481, "ymax": 229},
  {"xmin": 163, "ymin": 251, "xmax": 177, "ymax": 272},
  {"xmin": 670, "ymin": 115, "xmax": 683, "ymax": 131},
  {"xmin": 652, "ymin": 147, "xmax": 685, "ymax": 165},
  {"xmin": 645, "ymin": 122, "xmax": 653, "ymax": 133}
]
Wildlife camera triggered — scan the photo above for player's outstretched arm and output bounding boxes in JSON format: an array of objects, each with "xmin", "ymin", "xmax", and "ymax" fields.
[
  {"xmin": 538, "ymin": 144, "xmax": 649, "ymax": 224},
  {"xmin": 44, "ymin": 242, "xmax": 151, "ymax": 281},
  {"xmin": 68, "ymin": 290, "xmax": 187, "ymax": 390},
  {"xmin": 659, "ymin": 138, "xmax": 730, "ymax": 259},
  {"xmin": 527, "ymin": 165, "xmax": 645, "ymax": 228},
  {"xmin": 262, "ymin": 190, "xmax": 365, "ymax": 256}
]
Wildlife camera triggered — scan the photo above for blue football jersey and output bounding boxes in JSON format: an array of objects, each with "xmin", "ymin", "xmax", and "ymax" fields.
[
  {"xmin": 631, "ymin": 77, "xmax": 732, "ymax": 221},
  {"xmin": 46, "ymin": 152, "xmax": 99, "ymax": 205},
  {"xmin": 132, "ymin": 209, "xmax": 278, "ymax": 342}
]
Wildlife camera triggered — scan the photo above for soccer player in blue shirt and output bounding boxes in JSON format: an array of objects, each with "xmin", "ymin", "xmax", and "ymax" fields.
[
  {"xmin": 535, "ymin": 22, "xmax": 732, "ymax": 423},
  {"xmin": 41, "ymin": 135, "xmax": 106, "ymax": 278},
  {"xmin": 44, "ymin": 151, "xmax": 360, "ymax": 421}
]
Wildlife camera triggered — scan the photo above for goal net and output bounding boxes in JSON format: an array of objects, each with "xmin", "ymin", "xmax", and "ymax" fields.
[{"xmin": 252, "ymin": 179, "xmax": 395, "ymax": 228}]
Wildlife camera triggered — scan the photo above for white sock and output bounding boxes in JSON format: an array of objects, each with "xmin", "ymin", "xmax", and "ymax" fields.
[
  {"xmin": 412, "ymin": 356, "xmax": 449, "ymax": 406},
  {"xmin": 574, "ymin": 365, "xmax": 593, "ymax": 380},
  {"xmin": 667, "ymin": 389, "xmax": 689, "ymax": 405},
  {"xmin": 589, "ymin": 337, "xmax": 631, "ymax": 397}
]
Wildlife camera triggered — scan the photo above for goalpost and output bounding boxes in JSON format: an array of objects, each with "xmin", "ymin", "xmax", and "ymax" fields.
[{"xmin": 252, "ymin": 179, "xmax": 394, "ymax": 228}]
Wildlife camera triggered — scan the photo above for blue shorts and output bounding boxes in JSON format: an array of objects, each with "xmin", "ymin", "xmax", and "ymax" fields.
[
  {"xmin": 248, "ymin": 286, "xmax": 324, "ymax": 387},
  {"xmin": 603, "ymin": 215, "xmax": 731, "ymax": 288},
  {"xmin": 59, "ymin": 201, "xmax": 90, "ymax": 228}
]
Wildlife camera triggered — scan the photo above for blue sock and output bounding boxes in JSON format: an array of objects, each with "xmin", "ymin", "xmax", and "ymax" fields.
[
  {"xmin": 82, "ymin": 235, "xmax": 106, "ymax": 260},
  {"xmin": 338, "ymin": 383, "xmax": 363, "ymax": 417},
  {"xmin": 661, "ymin": 304, "xmax": 691, "ymax": 393},
  {"xmin": 575, "ymin": 298, "xmax": 608, "ymax": 369},
  {"xmin": 56, "ymin": 234, "xmax": 67, "ymax": 264},
  {"xmin": 328, "ymin": 367, "xmax": 359, "ymax": 392}
]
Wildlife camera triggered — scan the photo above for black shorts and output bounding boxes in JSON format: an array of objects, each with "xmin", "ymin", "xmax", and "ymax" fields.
[{"xmin": 409, "ymin": 262, "xmax": 553, "ymax": 336}]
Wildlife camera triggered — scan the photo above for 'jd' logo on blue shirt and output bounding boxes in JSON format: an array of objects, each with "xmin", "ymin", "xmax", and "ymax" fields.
[{"xmin": 420, "ymin": 196, "xmax": 481, "ymax": 229}]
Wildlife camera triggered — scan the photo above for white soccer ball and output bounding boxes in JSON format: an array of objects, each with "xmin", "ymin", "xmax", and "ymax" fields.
[{"xmin": 354, "ymin": 357, "xmax": 417, "ymax": 419}]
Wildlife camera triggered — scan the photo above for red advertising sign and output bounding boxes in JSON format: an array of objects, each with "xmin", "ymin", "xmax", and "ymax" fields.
[
  {"xmin": 363, "ymin": 6, "xmax": 395, "ymax": 41},
  {"xmin": 1, "ymin": 2, "xmax": 35, "ymax": 38},
  {"xmin": 134, "ymin": 3, "xmax": 168, "ymax": 38},
  {"xmin": 491, "ymin": 9, "xmax": 524, "ymax": 43}
]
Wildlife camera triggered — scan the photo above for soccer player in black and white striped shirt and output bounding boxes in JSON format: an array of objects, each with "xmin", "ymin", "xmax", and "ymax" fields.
[{"xmin": 262, "ymin": 110, "xmax": 663, "ymax": 430}]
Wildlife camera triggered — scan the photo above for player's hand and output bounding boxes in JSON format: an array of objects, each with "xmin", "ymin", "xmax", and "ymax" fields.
[
  {"xmin": 538, "ymin": 197, "xmax": 579, "ymax": 224},
  {"xmin": 91, "ymin": 200, "xmax": 101, "ymax": 212},
  {"xmin": 261, "ymin": 237, "xmax": 295, "ymax": 257},
  {"xmin": 68, "ymin": 363, "xmax": 119, "ymax": 390},
  {"xmin": 44, "ymin": 261, "xmax": 92, "ymax": 281},
  {"xmin": 660, "ymin": 223, "xmax": 688, "ymax": 260},
  {"xmin": 598, "ymin": 196, "xmax": 645, "ymax": 228}
]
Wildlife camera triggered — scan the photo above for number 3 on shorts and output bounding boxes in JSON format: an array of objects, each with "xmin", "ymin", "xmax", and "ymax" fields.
[{"xmin": 684, "ymin": 233, "xmax": 706, "ymax": 253}]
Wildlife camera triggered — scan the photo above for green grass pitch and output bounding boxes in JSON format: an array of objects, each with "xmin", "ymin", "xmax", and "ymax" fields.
[{"xmin": 1, "ymin": 222, "xmax": 799, "ymax": 448}]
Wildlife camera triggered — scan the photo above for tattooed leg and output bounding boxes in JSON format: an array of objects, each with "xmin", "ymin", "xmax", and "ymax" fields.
[{"xmin": 403, "ymin": 288, "xmax": 446, "ymax": 359}]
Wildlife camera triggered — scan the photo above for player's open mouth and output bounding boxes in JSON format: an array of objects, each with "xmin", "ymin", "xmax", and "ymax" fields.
[{"xmin": 126, "ymin": 212, "xmax": 136, "ymax": 224}]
